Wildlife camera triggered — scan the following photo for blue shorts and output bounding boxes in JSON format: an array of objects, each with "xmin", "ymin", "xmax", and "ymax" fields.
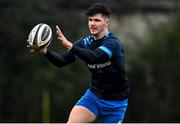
[{"xmin": 75, "ymin": 89, "xmax": 128, "ymax": 123}]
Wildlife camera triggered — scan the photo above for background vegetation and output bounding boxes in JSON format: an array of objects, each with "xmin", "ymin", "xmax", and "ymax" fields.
[{"xmin": 0, "ymin": 0, "xmax": 179, "ymax": 122}]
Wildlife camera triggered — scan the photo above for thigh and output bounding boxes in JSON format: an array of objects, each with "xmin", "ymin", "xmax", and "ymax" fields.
[
  {"xmin": 99, "ymin": 99, "xmax": 128, "ymax": 123},
  {"xmin": 67, "ymin": 89, "xmax": 99, "ymax": 123},
  {"xmin": 67, "ymin": 106, "xmax": 96, "ymax": 123}
]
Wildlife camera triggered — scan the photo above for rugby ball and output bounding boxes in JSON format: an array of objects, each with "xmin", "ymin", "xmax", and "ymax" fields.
[{"xmin": 28, "ymin": 23, "xmax": 52, "ymax": 50}]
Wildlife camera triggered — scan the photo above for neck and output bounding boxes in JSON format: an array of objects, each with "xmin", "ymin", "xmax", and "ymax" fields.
[{"xmin": 94, "ymin": 29, "xmax": 109, "ymax": 40}]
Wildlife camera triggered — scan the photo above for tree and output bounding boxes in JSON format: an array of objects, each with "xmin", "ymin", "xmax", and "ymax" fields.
[{"xmin": 126, "ymin": 13, "xmax": 180, "ymax": 122}]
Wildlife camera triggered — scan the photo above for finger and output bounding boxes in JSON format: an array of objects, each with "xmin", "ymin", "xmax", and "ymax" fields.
[
  {"xmin": 57, "ymin": 37, "xmax": 64, "ymax": 42},
  {"xmin": 56, "ymin": 30, "xmax": 63, "ymax": 39},
  {"xmin": 56, "ymin": 30, "xmax": 60, "ymax": 36},
  {"xmin": 56, "ymin": 25, "xmax": 63, "ymax": 34},
  {"xmin": 30, "ymin": 49, "xmax": 34, "ymax": 52},
  {"xmin": 57, "ymin": 37, "xmax": 62, "ymax": 41},
  {"xmin": 56, "ymin": 25, "xmax": 60, "ymax": 31}
]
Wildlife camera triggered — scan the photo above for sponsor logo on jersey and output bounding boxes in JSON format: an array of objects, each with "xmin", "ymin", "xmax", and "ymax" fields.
[{"xmin": 87, "ymin": 61, "xmax": 111, "ymax": 69}]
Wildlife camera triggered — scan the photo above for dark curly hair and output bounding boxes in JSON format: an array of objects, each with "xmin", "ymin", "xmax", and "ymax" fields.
[{"xmin": 86, "ymin": 3, "xmax": 111, "ymax": 17}]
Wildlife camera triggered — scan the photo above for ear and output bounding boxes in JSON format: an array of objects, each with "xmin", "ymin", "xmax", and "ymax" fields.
[{"xmin": 105, "ymin": 18, "xmax": 110, "ymax": 26}]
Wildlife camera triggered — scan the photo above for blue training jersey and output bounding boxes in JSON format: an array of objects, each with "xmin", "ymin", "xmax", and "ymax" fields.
[
  {"xmin": 45, "ymin": 32, "xmax": 130, "ymax": 100},
  {"xmin": 73, "ymin": 32, "xmax": 130, "ymax": 100}
]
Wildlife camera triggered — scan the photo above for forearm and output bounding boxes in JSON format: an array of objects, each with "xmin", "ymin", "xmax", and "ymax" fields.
[
  {"xmin": 70, "ymin": 45, "xmax": 109, "ymax": 64},
  {"xmin": 45, "ymin": 50, "xmax": 76, "ymax": 68}
]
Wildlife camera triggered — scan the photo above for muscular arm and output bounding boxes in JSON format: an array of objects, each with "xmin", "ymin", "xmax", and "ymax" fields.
[{"xmin": 44, "ymin": 50, "xmax": 76, "ymax": 68}]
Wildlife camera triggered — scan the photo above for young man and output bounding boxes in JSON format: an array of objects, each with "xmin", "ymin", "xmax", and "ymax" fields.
[{"xmin": 29, "ymin": 3, "xmax": 130, "ymax": 123}]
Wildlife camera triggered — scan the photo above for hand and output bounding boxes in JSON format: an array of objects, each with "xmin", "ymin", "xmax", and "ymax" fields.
[
  {"xmin": 26, "ymin": 42, "xmax": 47, "ymax": 55},
  {"xmin": 56, "ymin": 25, "xmax": 73, "ymax": 49}
]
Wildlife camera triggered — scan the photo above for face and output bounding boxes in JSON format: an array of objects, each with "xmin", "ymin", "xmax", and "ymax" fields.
[{"xmin": 88, "ymin": 13, "xmax": 109, "ymax": 39}]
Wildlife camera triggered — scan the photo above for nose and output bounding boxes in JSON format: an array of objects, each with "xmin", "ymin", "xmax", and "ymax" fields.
[{"xmin": 89, "ymin": 20, "xmax": 95, "ymax": 26}]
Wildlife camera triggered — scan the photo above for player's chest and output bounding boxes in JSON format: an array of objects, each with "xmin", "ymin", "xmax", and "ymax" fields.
[{"xmin": 86, "ymin": 41, "xmax": 103, "ymax": 50}]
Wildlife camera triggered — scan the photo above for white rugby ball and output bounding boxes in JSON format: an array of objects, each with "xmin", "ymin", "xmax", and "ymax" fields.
[{"xmin": 28, "ymin": 23, "xmax": 52, "ymax": 50}]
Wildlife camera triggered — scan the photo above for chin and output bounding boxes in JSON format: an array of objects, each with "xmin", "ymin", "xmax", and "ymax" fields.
[{"xmin": 90, "ymin": 31, "xmax": 97, "ymax": 35}]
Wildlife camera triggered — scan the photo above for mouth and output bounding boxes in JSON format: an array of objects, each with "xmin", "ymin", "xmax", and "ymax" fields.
[
  {"xmin": 90, "ymin": 28, "xmax": 97, "ymax": 32},
  {"xmin": 90, "ymin": 28, "xmax": 96, "ymax": 30},
  {"xmin": 90, "ymin": 26, "xmax": 97, "ymax": 29}
]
